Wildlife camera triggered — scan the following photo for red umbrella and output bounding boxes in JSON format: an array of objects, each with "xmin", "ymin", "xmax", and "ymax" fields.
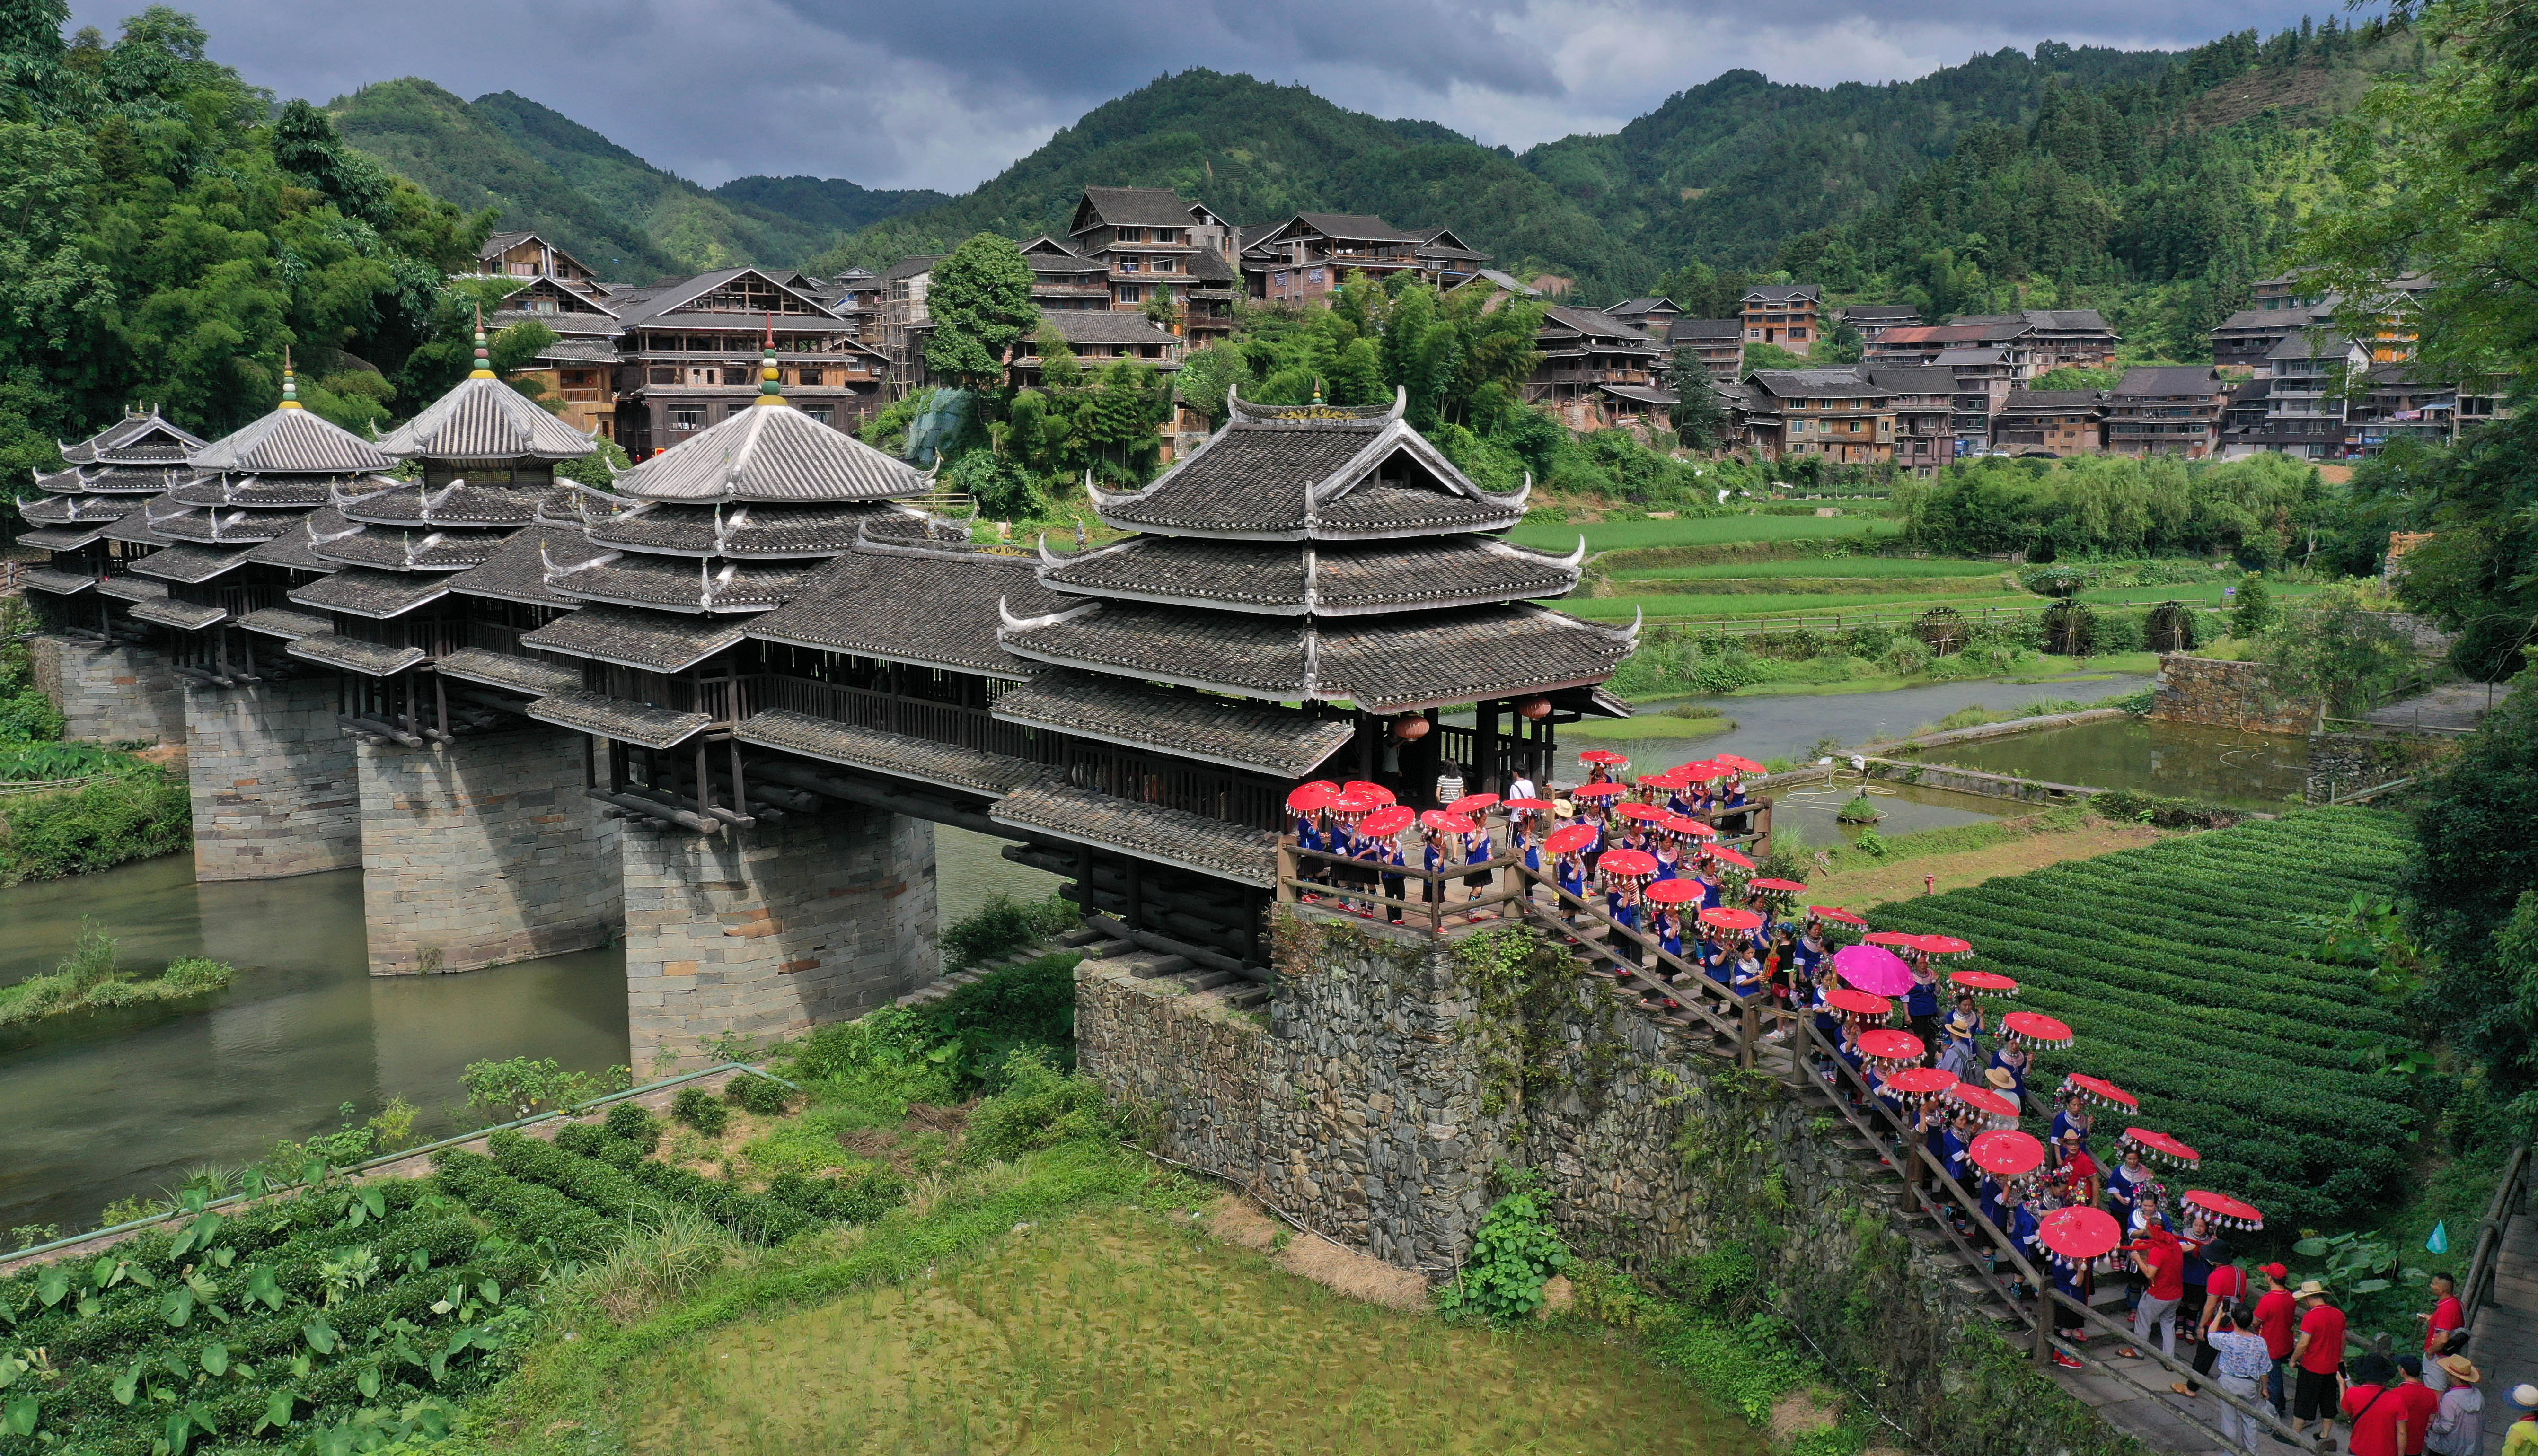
[
  {"xmin": 1360, "ymin": 806, "xmax": 1414, "ymax": 839},
  {"xmin": 1645, "ymin": 879, "xmax": 1702, "ymax": 905},
  {"xmin": 2182, "ymin": 1190, "xmax": 2264, "ymax": 1232},
  {"xmin": 1948, "ymin": 1082, "xmax": 2024, "ymax": 1129},
  {"xmin": 1915, "ymin": 934, "xmax": 1975, "ymax": 959},
  {"xmin": 1832, "ymin": 943, "xmax": 1915, "ymax": 997},
  {"xmin": 1714, "ymin": 754, "xmax": 1767, "ymax": 774},
  {"xmin": 1419, "ymin": 808, "xmax": 1450, "ymax": 830},
  {"xmin": 1864, "ymin": 931, "xmax": 1921, "ymax": 951},
  {"xmin": 2037, "ymin": 1206, "xmax": 2123, "ymax": 1268},
  {"xmin": 1571, "ymin": 781, "xmax": 1628, "ymax": 800},
  {"xmin": 1431, "ymin": 814, "xmax": 1480, "ymax": 836},
  {"xmin": 1599, "ymin": 849, "xmax": 1659, "ymax": 880},
  {"xmin": 1678, "ymin": 761, "xmax": 1728, "ymax": 781},
  {"xmin": 1858, "ymin": 1029, "xmax": 1924, "ymax": 1070},
  {"xmin": 2001, "ymin": 1012, "xmax": 2073, "ymax": 1050},
  {"xmin": 1824, "ymin": 988, "xmax": 1893, "ymax": 1023},
  {"xmin": 1448, "ymin": 792, "xmax": 1500, "ymax": 815},
  {"xmin": 2119, "ymin": 1128, "xmax": 2201, "ymax": 1170},
  {"xmin": 1330, "ymin": 790, "xmax": 1384, "ymax": 821},
  {"xmin": 1578, "ymin": 750, "xmax": 1630, "ymax": 767},
  {"xmin": 1616, "ymin": 802, "xmax": 1668, "ymax": 822},
  {"xmin": 1699, "ymin": 906, "xmax": 1763, "ymax": 931},
  {"xmin": 1886, "ymin": 1066, "xmax": 1957, "ymax": 1103},
  {"xmin": 1639, "ymin": 769, "xmax": 1692, "ymax": 792},
  {"xmin": 1809, "ymin": 905, "xmax": 1869, "ymax": 928},
  {"xmin": 1342, "ymin": 781, "xmax": 1394, "ymax": 805},
  {"xmin": 1545, "ymin": 824, "xmax": 1597, "ymax": 856},
  {"xmin": 1709, "ymin": 846, "xmax": 1755, "ymax": 871},
  {"xmin": 1749, "ymin": 877, "xmax": 1807, "ymax": 897},
  {"xmin": 1950, "ymin": 969, "xmax": 2020, "ymax": 998},
  {"xmin": 1970, "ymin": 1129, "xmax": 2047, "ymax": 1178},
  {"xmin": 2060, "ymin": 1074, "xmax": 2138, "ymax": 1112},
  {"xmin": 1660, "ymin": 815, "xmax": 1718, "ymax": 839},
  {"xmin": 1287, "ymin": 781, "xmax": 1339, "ymax": 814},
  {"xmin": 1502, "ymin": 797, "xmax": 1555, "ymax": 815}
]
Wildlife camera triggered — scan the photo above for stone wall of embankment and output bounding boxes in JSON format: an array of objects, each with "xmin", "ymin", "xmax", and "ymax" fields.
[{"xmin": 1077, "ymin": 911, "xmax": 2136, "ymax": 1456}]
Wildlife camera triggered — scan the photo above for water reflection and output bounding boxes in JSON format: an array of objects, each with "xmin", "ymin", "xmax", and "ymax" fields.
[{"xmin": 1913, "ymin": 717, "xmax": 2310, "ymax": 809}]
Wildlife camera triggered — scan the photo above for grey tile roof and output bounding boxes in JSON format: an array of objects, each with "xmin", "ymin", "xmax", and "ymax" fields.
[
  {"xmin": 1860, "ymin": 366, "xmax": 1958, "ymax": 395},
  {"xmin": 2115, "ymin": 366, "xmax": 2226, "ymax": 397},
  {"xmin": 746, "ymin": 542, "xmax": 1071, "ymax": 676},
  {"xmin": 435, "ymin": 648, "xmax": 581, "ymax": 697},
  {"xmin": 127, "ymin": 542, "xmax": 254, "ymax": 585},
  {"xmin": 129, "ymin": 596, "xmax": 229, "ymax": 631},
  {"xmin": 340, "ymin": 482, "xmax": 541, "ymax": 528},
  {"xmin": 18, "ymin": 493, "xmax": 140, "ymax": 525},
  {"xmin": 445, "ymin": 529, "xmax": 614, "ymax": 607},
  {"xmin": 59, "ymin": 411, "xmax": 206, "ymax": 465},
  {"xmin": 21, "ymin": 567, "xmax": 96, "ymax": 596},
  {"xmin": 14, "ymin": 525, "xmax": 107, "ymax": 551},
  {"xmin": 1840, "ymin": 305, "xmax": 1923, "ymax": 322},
  {"xmin": 527, "ymin": 689, "xmax": 710, "ymax": 749},
  {"xmin": 1597, "ymin": 383, "xmax": 1676, "ymax": 405},
  {"xmin": 1040, "ymin": 535, "xmax": 1580, "ymax": 615},
  {"xmin": 734, "ymin": 710, "xmax": 1045, "ymax": 797},
  {"xmin": 613, "ymin": 402, "xmax": 930, "ymax": 503},
  {"xmin": 242, "ymin": 513, "xmax": 348, "ymax": 573},
  {"xmin": 2214, "ymin": 306, "xmax": 2327, "ymax": 333},
  {"xmin": 990, "ymin": 779, "xmax": 1278, "ymax": 888},
  {"xmin": 1744, "ymin": 284, "xmax": 1822, "ymax": 303},
  {"xmin": 94, "ymin": 576, "xmax": 168, "ymax": 603},
  {"xmin": 991, "ymin": 670, "xmax": 1353, "ymax": 776},
  {"xmin": 548, "ymin": 554, "xmax": 815, "ymax": 614},
  {"xmin": 286, "ymin": 632, "xmax": 425, "ymax": 676},
  {"xmin": 1076, "ymin": 185, "xmax": 1204, "ymax": 229},
  {"xmin": 1290, "ymin": 211, "xmax": 1420, "ymax": 244},
  {"xmin": 580, "ymin": 500, "xmax": 893, "ymax": 558},
  {"xmin": 37, "ymin": 465, "xmax": 194, "ymax": 495},
  {"xmin": 309, "ymin": 525, "xmax": 511, "ymax": 573},
  {"xmin": 235, "ymin": 606, "xmax": 330, "ymax": 640},
  {"xmin": 143, "ymin": 502, "xmax": 297, "ymax": 544},
  {"xmin": 1096, "ymin": 418, "xmax": 1525, "ymax": 540},
  {"xmin": 100, "ymin": 511, "xmax": 166, "ymax": 545},
  {"xmin": 518, "ymin": 605, "xmax": 746, "ymax": 671},
  {"xmin": 1931, "ymin": 348, "xmax": 2014, "ymax": 367},
  {"xmin": 1000, "ymin": 601, "xmax": 1635, "ymax": 712},
  {"xmin": 1999, "ymin": 390, "xmax": 2109, "ymax": 414},
  {"xmin": 166, "ymin": 476, "xmax": 334, "ymax": 508},
  {"xmin": 1609, "ymin": 298, "xmax": 1676, "ymax": 315},
  {"xmin": 1749, "ymin": 371, "xmax": 1896, "ymax": 401},
  {"xmin": 289, "ymin": 568, "xmax": 452, "ymax": 619},
  {"xmin": 1667, "ymin": 318, "xmax": 1744, "ymax": 342},
  {"xmin": 1542, "ymin": 306, "xmax": 1656, "ymax": 342},
  {"xmin": 190, "ymin": 407, "xmax": 397, "ymax": 474},
  {"xmin": 1034, "ymin": 312, "xmax": 1181, "ymax": 349}
]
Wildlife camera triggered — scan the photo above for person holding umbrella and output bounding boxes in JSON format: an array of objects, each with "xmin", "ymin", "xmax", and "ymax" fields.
[{"xmin": 1904, "ymin": 960, "xmax": 1943, "ymax": 1064}]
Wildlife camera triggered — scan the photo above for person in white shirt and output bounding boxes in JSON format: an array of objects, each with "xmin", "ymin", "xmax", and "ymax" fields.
[
  {"xmin": 2205, "ymin": 1310, "xmax": 2275, "ymax": 1453},
  {"xmin": 1433, "ymin": 762, "xmax": 1466, "ymax": 808},
  {"xmin": 1507, "ymin": 770, "xmax": 1537, "ymax": 802}
]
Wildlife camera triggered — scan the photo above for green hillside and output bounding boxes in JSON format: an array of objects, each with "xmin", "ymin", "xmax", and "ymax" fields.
[
  {"xmin": 807, "ymin": 70, "xmax": 1651, "ymax": 295},
  {"xmin": 708, "ymin": 175, "xmax": 953, "ymax": 236}
]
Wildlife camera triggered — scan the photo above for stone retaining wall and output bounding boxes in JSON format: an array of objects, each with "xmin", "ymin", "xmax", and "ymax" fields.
[
  {"xmin": 1864, "ymin": 757, "xmax": 2099, "ymax": 804},
  {"xmin": 1078, "ymin": 913, "xmax": 2132, "ymax": 1456},
  {"xmin": 623, "ymin": 806, "xmax": 936, "ymax": 1066},
  {"xmin": 355, "ymin": 728, "xmax": 622, "ymax": 975},
  {"xmin": 27, "ymin": 633, "xmax": 185, "ymax": 745},
  {"xmin": 184, "ymin": 676, "xmax": 361, "ymax": 880},
  {"xmin": 2305, "ymin": 729, "xmax": 2457, "ymax": 804},
  {"xmin": 2149, "ymin": 654, "xmax": 2315, "ymax": 734}
]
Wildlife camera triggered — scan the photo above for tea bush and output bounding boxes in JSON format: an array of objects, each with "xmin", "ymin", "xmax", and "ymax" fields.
[
  {"xmin": 670, "ymin": 1086, "xmax": 729, "ymax": 1137},
  {"xmin": 724, "ymin": 1071, "xmax": 794, "ymax": 1117},
  {"xmin": 602, "ymin": 1101, "xmax": 661, "ymax": 1151}
]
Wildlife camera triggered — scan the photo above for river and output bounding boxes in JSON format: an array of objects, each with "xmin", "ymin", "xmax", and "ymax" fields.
[{"xmin": 0, "ymin": 827, "xmax": 1055, "ymax": 1239}]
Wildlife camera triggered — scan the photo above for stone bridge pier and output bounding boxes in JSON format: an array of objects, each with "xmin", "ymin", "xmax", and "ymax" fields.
[
  {"xmin": 620, "ymin": 806, "xmax": 937, "ymax": 1067},
  {"xmin": 183, "ymin": 676, "xmax": 362, "ymax": 880},
  {"xmin": 354, "ymin": 726, "xmax": 622, "ymax": 975},
  {"xmin": 27, "ymin": 632, "xmax": 185, "ymax": 745}
]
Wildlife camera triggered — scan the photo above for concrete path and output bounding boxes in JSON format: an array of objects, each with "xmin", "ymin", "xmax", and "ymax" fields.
[
  {"xmin": 2367, "ymin": 681, "xmax": 2514, "ymax": 733},
  {"xmin": 2478, "ymin": 1186, "xmax": 2538, "ymax": 1456}
]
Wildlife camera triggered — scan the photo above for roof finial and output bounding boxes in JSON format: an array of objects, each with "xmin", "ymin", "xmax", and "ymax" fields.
[
  {"xmin": 469, "ymin": 304, "xmax": 495, "ymax": 379},
  {"xmin": 754, "ymin": 310, "xmax": 784, "ymax": 406},
  {"xmin": 279, "ymin": 345, "xmax": 302, "ymax": 409},
  {"xmin": 1311, "ymin": 378, "xmax": 1324, "ymax": 406}
]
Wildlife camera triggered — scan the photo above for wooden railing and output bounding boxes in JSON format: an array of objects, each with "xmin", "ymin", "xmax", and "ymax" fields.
[{"xmin": 2462, "ymin": 1143, "xmax": 2532, "ymax": 1333}]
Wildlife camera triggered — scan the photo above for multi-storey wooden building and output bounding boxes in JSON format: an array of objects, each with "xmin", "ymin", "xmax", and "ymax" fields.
[
  {"xmin": 1065, "ymin": 187, "xmax": 1239, "ymax": 344},
  {"xmin": 476, "ymin": 231, "xmax": 604, "ymax": 289},
  {"xmin": 1990, "ymin": 390, "xmax": 2108, "ymax": 457},
  {"xmin": 1734, "ymin": 371, "xmax": 1896, "ymax": 464},
  {"xmin": 1526, "ymin": 307, "xmax": 1663, "ymax": 426},
  {"xmin": 605, "ymin": 269, "xmax": 890, "ymax": 453},
  {"xmin": 1242, "ymin": 213, "xmax": 1428, "ymax": 302},
  {"xmin": 1740, "ymin": 284, "xmax": 1822, "ymax": 355},
  {"xmin": 2106, "ymin": 366, "xmax": 2230, "ymax": 458},
  {"xmin": 1863, "ymin": 365, "xmax": 1955, "ymax": 474},
  {"xmin": 1835, "ymin": 304, "xmax": 1922, "ymax": 341},
  {"xmin": 1945, "ymin": 310, "xmax": 2119, "ymax": 370},
  {"xmin": 1666, "ymin": 318, "xmax": 1745, "ymax": 383}
]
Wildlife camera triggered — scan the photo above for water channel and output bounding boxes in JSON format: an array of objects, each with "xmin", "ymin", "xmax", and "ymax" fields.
[
  {"xmin": 0, "ymin": 827, "xmax": 1056, "ymax": 1238},
  {"xmin": 5, "ymin": 670, "xmax": 2306, "ymax": 1239}
]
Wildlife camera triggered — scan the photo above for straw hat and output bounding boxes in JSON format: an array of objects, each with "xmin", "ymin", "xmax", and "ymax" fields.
[
  {"xmin": 2294, "ymin": 1280, "xmax": 2330, "ymax": 1299},
  {"xmin": 1554, "ymin": 800, "xmax": 1576, "ymax": 818},
  {"xmin": 2513, "ymin": 1383, "xmax": 2538, "ymax": 1409},
  {"xmin": 2439, "ymin": 1355, "xmax": 2481, "ymax": 1384},
  {"xmin": 1986, "ymin": 1068, "xmax": 2018, "ymax": 1090}
]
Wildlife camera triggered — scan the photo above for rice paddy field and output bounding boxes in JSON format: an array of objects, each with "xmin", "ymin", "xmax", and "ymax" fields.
[
  {"xmin": 1869, "ymin": 809, "xmax": 2419, "ymax": 1234},
  {"xmin": 1558, "ymin": 578, "xmax": 2328, "ymax": 624},
  {"xmin": 614, "ymin": 1207, "xmax": 1764, "ymax": 1456},
  {"xmin": 1613, "ymin": 558, "xmax": 2011, "ymax": 581},
  {"xmin": 1509, "ymin": 512, "xmax": 1898, "ymax": 553}
]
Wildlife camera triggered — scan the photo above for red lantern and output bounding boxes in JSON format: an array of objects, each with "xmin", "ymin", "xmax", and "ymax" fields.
[
  {"xmin": 1393, "ymin": 714, "xmax": 1431, "ymax": 740},
  {"xmin": 1517, "ymin": 697, "xmax": 1553, "ymax": 720}
]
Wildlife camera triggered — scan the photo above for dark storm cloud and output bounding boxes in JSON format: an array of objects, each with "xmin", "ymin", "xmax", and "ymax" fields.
[{"xmin": 66, "ymin": 0, "xmax": 2337, "ymax": 191}]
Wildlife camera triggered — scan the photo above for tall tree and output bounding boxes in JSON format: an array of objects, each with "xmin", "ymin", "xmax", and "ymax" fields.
[
  {"xmin": 923, "ymin": 232, "xmax": 1037, "ymax": 388},
  {"xmin": 1664, "ymin": 350, "xmax": 1726, "ymax": 449}
]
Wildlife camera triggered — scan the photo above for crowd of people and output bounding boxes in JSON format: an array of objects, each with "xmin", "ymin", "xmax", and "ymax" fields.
[{"xmin": 1284, "ymin": 747, "xmax": 2512, "ymax": 1456}]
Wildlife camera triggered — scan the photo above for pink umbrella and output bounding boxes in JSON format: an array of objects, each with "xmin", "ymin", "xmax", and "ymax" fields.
[{"xmin": 1832, "ymin": 943, "xmax": 1916, "ymax": 998}]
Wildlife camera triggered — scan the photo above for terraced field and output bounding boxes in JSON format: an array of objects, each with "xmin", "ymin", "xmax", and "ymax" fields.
[
  {"xmin": 1509, "ymin": 513, "xmax": 1899, "ymax": 553},
  {"xmin": 1870, "ymin": 809, "xmax": 2418, "ymax": 1233}
]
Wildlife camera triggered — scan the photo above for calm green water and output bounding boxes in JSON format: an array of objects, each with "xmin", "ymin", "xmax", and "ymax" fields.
[
  {"xmin": 1913, "ymin": 717, "xmax": 2312, "ymax": 809},
  {"xmin": 0, "ymin": 826, "xmax": 1056, "ymax": 1240}
]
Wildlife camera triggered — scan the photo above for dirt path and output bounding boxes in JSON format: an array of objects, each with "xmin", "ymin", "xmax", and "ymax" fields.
[{"xmin": 1806, "ymin": 820, "xmax": 2167, "ymax": 908}]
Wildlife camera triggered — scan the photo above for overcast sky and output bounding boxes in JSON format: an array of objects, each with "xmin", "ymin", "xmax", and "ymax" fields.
[{"xmin": 70, "ymin": 0, "xmax": 2336, "ymax": 193}]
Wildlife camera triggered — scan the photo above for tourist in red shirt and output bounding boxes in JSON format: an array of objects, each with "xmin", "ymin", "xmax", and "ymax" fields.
[
  {"xmin": 2120, "ymin": 1220, "xmax": 2187, "ymax": 1360},
  {"xmin": 2293, "ymin": 1282, "xmax": 2351, "ymax": 1439},
  {"xmin": 2254, "ymin": 1263, "xmax": 2298, "ymax": 1412},
  {"xmin": 2343, "ymin": 1357, "xmax": 2413, "ymax": 1456},
  {"xmin": 2422, "ymin": 1273, "xmax": 2467, "ymax": 1368},
  {"xmin": 2393, "ymin": 1356, "xmax": 2443, "ymax": 1456},
  {"xmin": 2173, "ymin": 1247, "xmax": 2245, "ymax": 1397}
]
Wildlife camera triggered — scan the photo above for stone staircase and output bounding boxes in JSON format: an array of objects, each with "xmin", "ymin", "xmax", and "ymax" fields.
[{"xmin": 894, "ymin": 925, "xmax": 1271, "ymax": 1012}]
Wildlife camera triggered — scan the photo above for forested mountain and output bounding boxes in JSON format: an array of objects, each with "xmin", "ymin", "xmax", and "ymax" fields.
[
  {"xmin": 805, "ymin": 70, "xmax": 1649, "ymax": 296},
  {"xmin": 328, "ymin": 85, "xmax": 942, "ymax": 278},
  {"xmin": 1518, "ymin": 43, "xmax": 2181, "ymax": 269}
]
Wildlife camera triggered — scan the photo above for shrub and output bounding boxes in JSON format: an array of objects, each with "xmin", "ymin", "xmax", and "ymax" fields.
[
  {"xmin": 0, "ymin": 770, "xmax": 190, "ymax": 886},
  {"xmin": 160, "ymin": 957, "xmax": 234, "ymax": 993},
  {"xmin": 603, "ymin": 1101, "xmax": 661, "ymax": 1151},
  {"xmin": 940, "ymin": 892, "xmax": 1077, "ymax": 971},
  {"xmin": 1438, "ymin": 1166, "xmax": 1570, "ymax": 1326},
  {"xmin": 961, "ymin": 1047, "xmax": 1109, "ymax": 1161},
  {"xmin": 724, "ymin": 1072, "xmax": 795, "ymax": 1117},
  {"xmin": 1836, "ymin": 793, "xmax": 1882, "ymax": 824},
  {"xmin": 670, "ymin": 1086, "xmax": 729, "ymax": 1137},
  {"xmin": 910, "ymin": 951, "xmax": 1082, "ymax": 1086},
  {"xmin": 766, "ymin": 1168, "xmax": 906, "ymax": 1224}
]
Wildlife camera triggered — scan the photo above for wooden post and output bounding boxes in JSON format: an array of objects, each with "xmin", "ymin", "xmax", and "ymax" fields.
[
  {"xmin": 729, "ymin": 737, "xmax": 748, "ymax": 822},
  {"xmin": 1124, "ymin": 856, "xmax": 1144, "ymax": 936},
  {"xmin": 694, "ymin": 739, "xmax": 713, "ymax": 817},
  {"xmin": 1477, "ymin": 698, "xmax": 1501, "ymax": 797}
]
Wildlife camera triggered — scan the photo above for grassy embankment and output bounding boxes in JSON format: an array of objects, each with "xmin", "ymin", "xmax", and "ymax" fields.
[{"xmin": 0, "ymin": 921, "xmax": 234, "ymax": 1026}]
